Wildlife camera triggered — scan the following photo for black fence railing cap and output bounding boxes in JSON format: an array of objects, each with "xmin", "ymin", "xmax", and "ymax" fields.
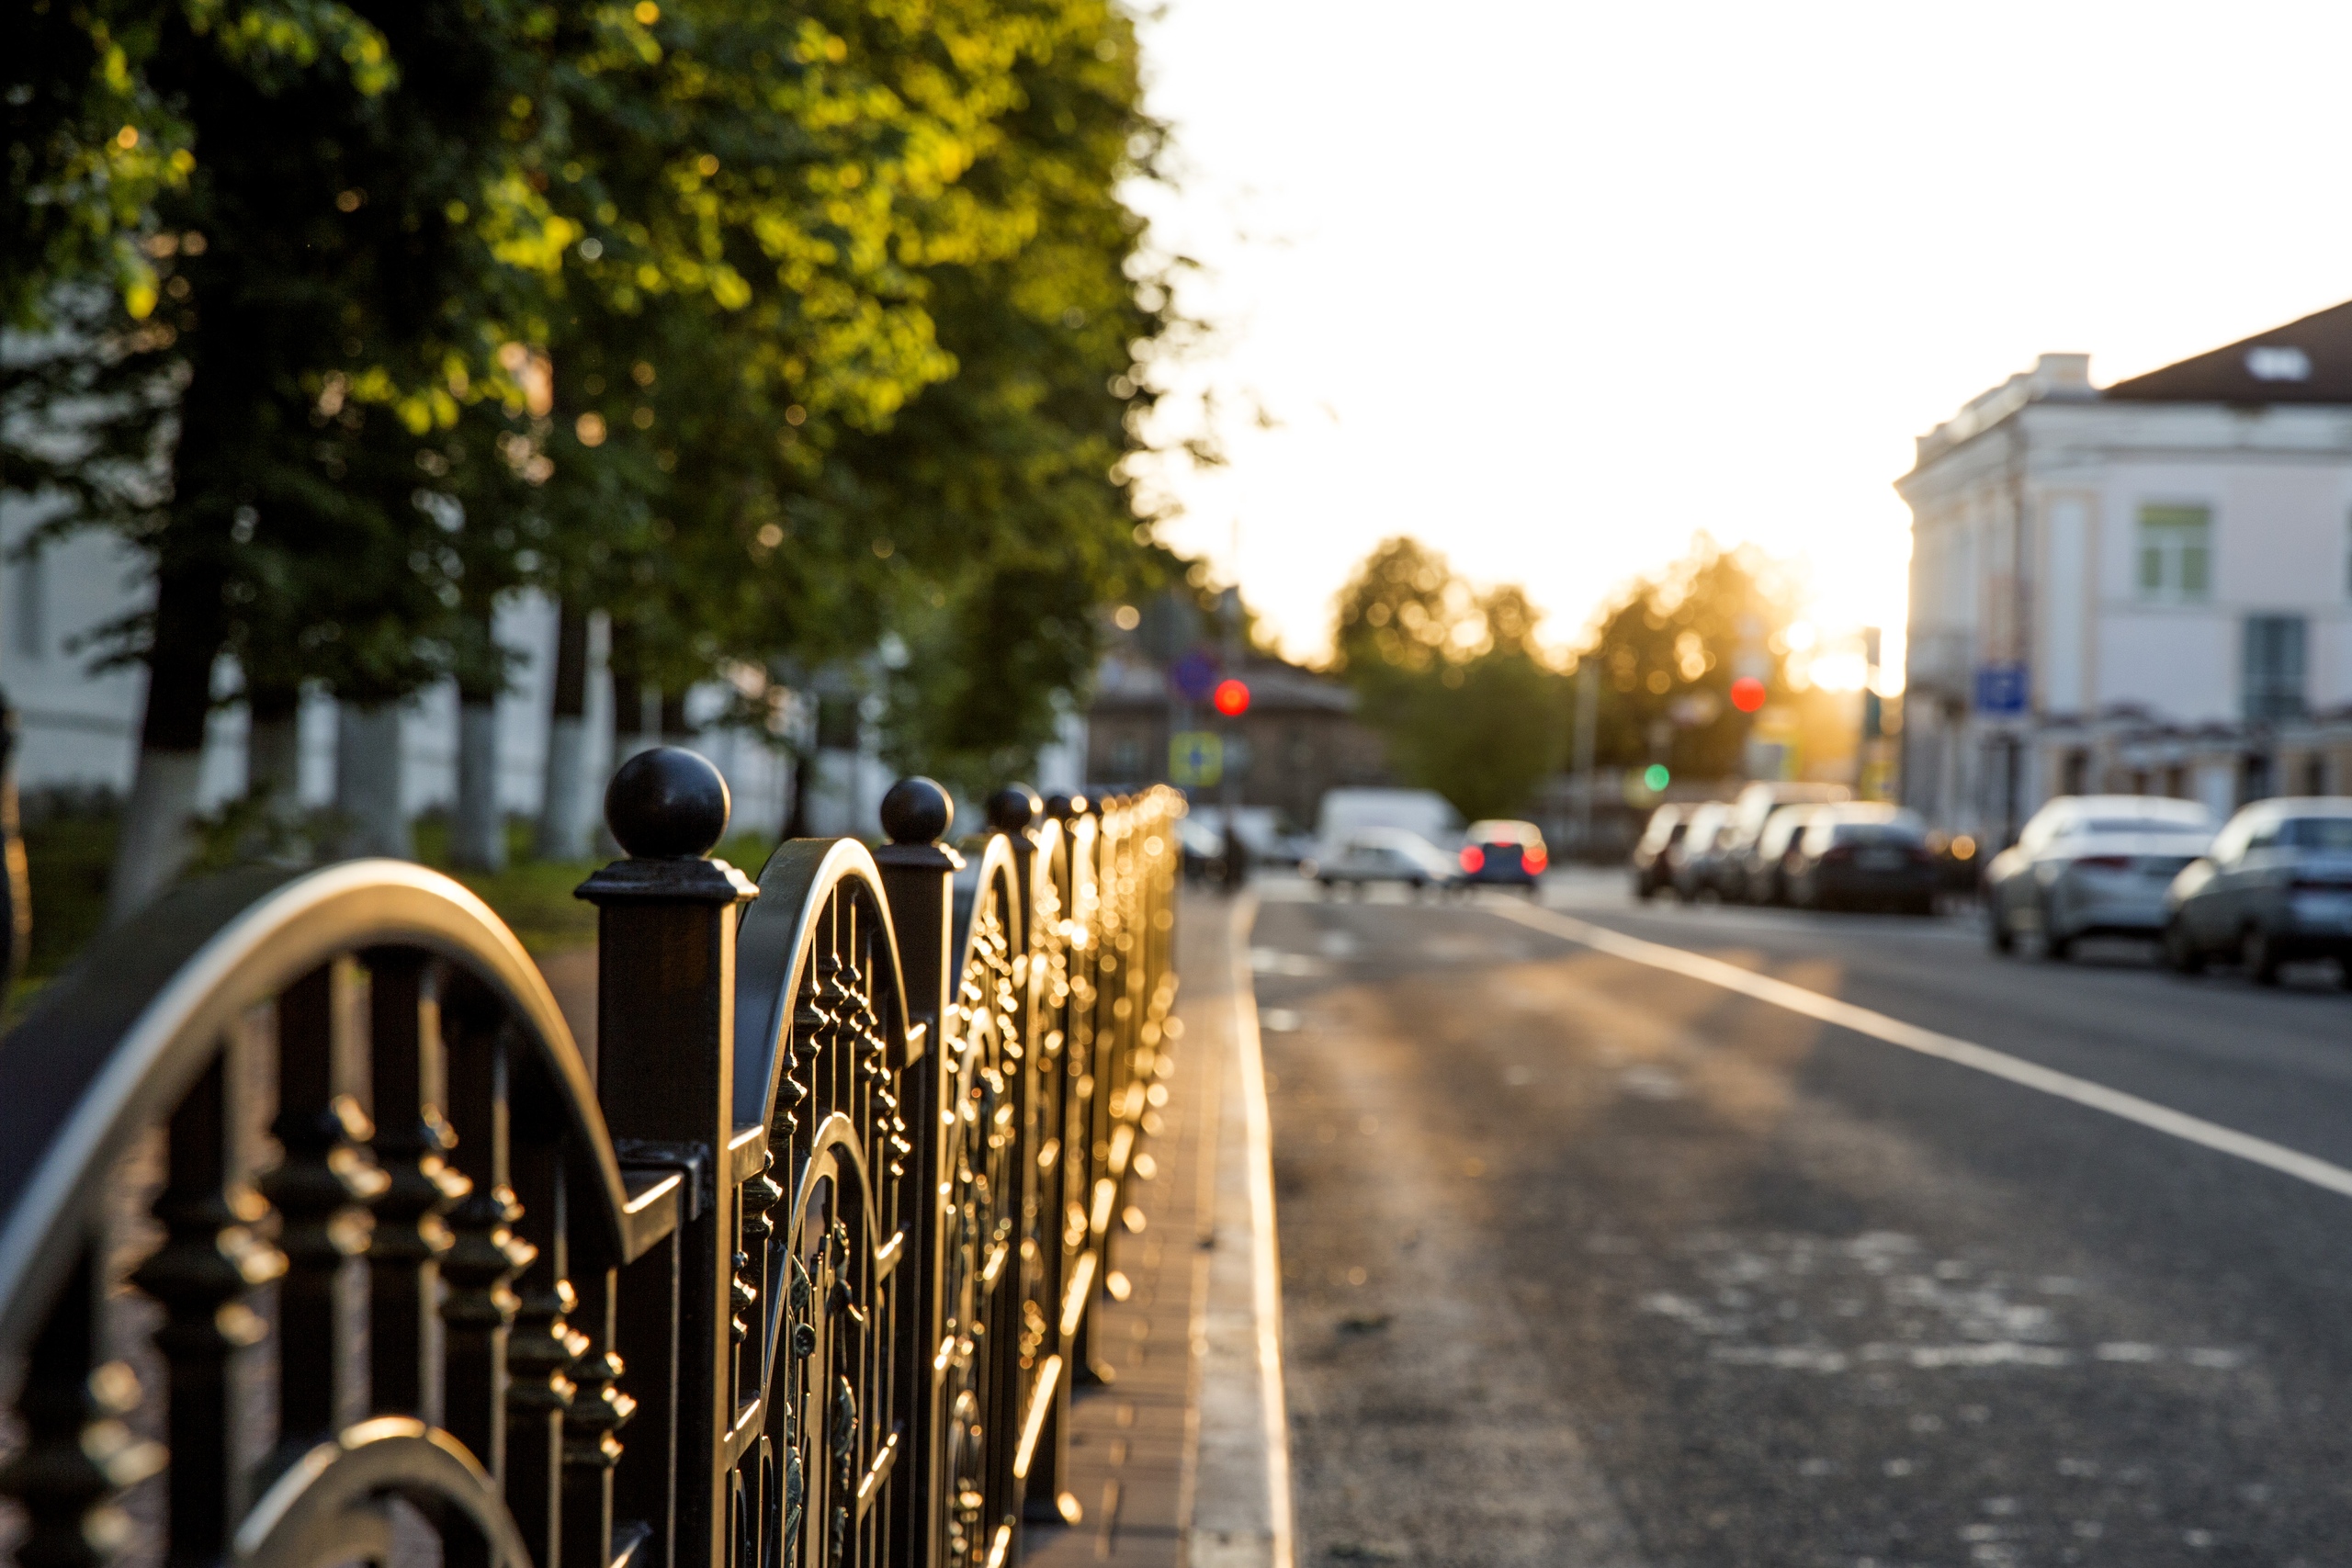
[
  {"xmin": 577, "ymin": 748, "xmax": 759, "ymax": 906},
  {"xmin": 985, "ymin": 784, "xmax": 1043, "ymax": 838}
]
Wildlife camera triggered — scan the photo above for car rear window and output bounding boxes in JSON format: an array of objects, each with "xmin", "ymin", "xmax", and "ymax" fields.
[
  {"xmin": 1832, "ymin": 823, "xmax": 1925, "ymax": 846},
  {"xmin": 2281, "ymin": 816, "xmax": 2352, "ymax": 850},
  {"xmin": 2082, "ymin": 818, "xmax": 2208, "ymax": 836}
]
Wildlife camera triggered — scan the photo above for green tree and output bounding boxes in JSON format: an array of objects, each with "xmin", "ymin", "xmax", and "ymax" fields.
[
  {"xmin": 1574, "ymin": 536, "xmax": 1798, "ymax": 781},
  {"xmin": 1330, "ymin": 538, "xmax": 1567, "ymax": 822}
]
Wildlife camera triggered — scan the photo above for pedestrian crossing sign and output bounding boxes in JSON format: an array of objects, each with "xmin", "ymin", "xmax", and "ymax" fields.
[{"xmin": 1170, "ymin": 730, "xmax": 1223, "ymax": 787}]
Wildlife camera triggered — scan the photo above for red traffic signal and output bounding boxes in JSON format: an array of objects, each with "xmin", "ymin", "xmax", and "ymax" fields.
[
  {"xmin": 1213, "ymin": 678, "xmax": 1250, "ymax": 716},
  {"xmin": 1729, "ymin": 676, "xmax": 1768, "ymax": 714}
]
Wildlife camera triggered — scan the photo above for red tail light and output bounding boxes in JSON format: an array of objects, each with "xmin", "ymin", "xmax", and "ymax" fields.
[
  {"xmin": 1524, "ymin": 848, "xmax": 1548, "ymax": 874},
  {"xmin": 2075, "ymin": 855, "xmax": 2132, "ymax": 872},
  {"xmin": 1821, "ymin": 846, "xmax": 1854, "ymax": 863},
  {"xmin": 1460, "ymin": 845, "xmax": 1485, "ymax": 873}
]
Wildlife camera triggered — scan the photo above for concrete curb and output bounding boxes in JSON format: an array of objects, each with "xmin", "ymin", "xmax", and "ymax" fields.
[{"xmin": 1184, "ymin": 890, "xmax": 1295, "ymax": 1568}]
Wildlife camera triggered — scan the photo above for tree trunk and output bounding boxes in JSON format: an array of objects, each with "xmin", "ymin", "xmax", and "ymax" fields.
[
  {"xmin": 535, "ymin": 599, "xmax": 592, "ymax": 861},
  {"xmin": 245, "ymin": 677, "xmax": 303, "ymax": 822},
  {"xmin": 659, "ymin": 687, "xmax": 693, "ymax": 750},
  {"xmin": 107, "ymin": 566, "xmax": 222, "ymax": 922},
  {"xmin": 452, "ymin": 599, "xmax": 506, "ymax": 872},
  {"xmin": 453, "ymin": 700, "xmax": 505, "ymax": 871},
  {"xmin": 609, "ymin": 621, "xmax": 649, "ymax": 764},
  {"xmin": 335, "ymin": 701, "xmax": 411, "ymax": 858}
]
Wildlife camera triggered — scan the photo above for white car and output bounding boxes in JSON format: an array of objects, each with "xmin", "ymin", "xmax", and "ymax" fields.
[
  {"xmin": 1985, "ymin": 795, "xmax": 2214, "ymax": 958},
  {"xmin": 1303, "ymin": 828, "xmax": 1464, "ymax": 896}
]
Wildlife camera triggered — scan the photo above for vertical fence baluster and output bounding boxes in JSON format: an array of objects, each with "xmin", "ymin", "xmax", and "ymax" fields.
[
  {"xmin": 263, "ymin": 963, "xmax": 382, "ymax": 1466},
  {"xmin": 506, "ymin": 1108, "xmax": 576, "ymax": 1567},
  {"xmin": 132, "ymin": 1053, "xmax": 285, "ymax": 1565},
  {"xmin": 441, "ymin": 984, "xmax": 540, "ymax": 1568},
  {"xmin": 366, "ymin": 951, "xmax": 469, "ymax": 1422},
  {"xmin": 0, "ymin": 1247, "xmax": 161, "ymax": 1568}
]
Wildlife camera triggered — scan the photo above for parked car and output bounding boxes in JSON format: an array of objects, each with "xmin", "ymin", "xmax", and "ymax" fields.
[
  {"xmin": 1784, "ymin": 805, "xmax": 1939, "ymax": 913},
  {"xmin": 1304, "ymin": 828, "xmax": 1464, "ymax": 896},
  {"xmin": 1713, "ymin": 782, "xmax": 1850, "ymax": 901},
  {"xmin": 1630, "ymin": 805, "xmax": 1690, "ymax": 901},
  {"xmin": 1741, "ymin": 804, "xmax": 1826, "ymax": 906},
  {"xmin": 2163, "ymin": 799, "xmax": 2352, "ymax": 984},
  {"xmin": 1984, "ymin": 795, "xmax": 2213, "ymax": 957},
  {"xmin": 1668, "ymin": 803, "xmax": 1737, "ymax": 904},
  {"xmin": 1461, "ymin": 818, "xmax": 1548, "ymax": 891}
]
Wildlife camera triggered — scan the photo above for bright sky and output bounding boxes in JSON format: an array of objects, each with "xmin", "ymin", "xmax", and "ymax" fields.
[{"xmin": 1127, "ymin": 1, "xmax": 2352, "ymax": 671}]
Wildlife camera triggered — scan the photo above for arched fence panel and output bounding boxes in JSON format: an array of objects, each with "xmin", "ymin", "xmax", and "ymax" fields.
[
  {"xmin": 0, "ymin": 860, "xmax": 670, "ymax": 1568},
  {"xmin": 0, "ymin": 750, "xmax": 1182, "ymax": 1568}
]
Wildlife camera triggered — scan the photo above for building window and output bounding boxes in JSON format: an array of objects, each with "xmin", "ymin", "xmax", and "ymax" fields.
[
  {"xmin": 2243, "ymin": 614, "xmax": 2308, "ymax": 723},
  {"xmin": 2304, "ymin": 753, "xmax": 2328, "ymax": 795},
  {"xmin": 2137, "ymin": 504, "xmax": 2211, "ymax": 603}
]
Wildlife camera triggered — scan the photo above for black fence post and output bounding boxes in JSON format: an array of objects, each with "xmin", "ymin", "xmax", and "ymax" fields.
[
  {"xmin": 578, "ymin": 748, "xmax": 760, "ymax": 1568},
  {"xmin": 873, "ymin": 776, "xmax": 962, "ymax": 1568}
]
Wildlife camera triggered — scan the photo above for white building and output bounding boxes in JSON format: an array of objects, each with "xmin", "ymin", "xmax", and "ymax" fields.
[
  {"xmin": 0, "ymin": 513, "xmax": 797, "ymax": 845},
  {"xmin": 1900, "ymin": 300, "xmax": 2352, "ymax": 844}
]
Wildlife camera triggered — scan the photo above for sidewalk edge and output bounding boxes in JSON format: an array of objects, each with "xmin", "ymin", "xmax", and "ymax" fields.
[{"xmin": 1227, "ymin": 889, "xmax": 1295, "ymax": 1568}]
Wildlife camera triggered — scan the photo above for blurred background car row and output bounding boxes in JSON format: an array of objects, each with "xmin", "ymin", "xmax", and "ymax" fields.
[{"xmin": 1634, "ymin": 784, "xmax": 2352, "ymax": 989}]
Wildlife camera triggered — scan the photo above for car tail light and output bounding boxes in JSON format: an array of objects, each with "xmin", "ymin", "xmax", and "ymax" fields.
[
  {"xmin": 2075, "ymin": 855, "xmax": 2132, "ymax": 872},
  {"xmin": 2291, "ymin": 876, "xmax": 2352, "ymax": 893},
  {"xmin": 1460, "ymin": 845, "xmax": 1485, "ymax": 873},
  {"xmin": 1821, "ymin": 845, "xmax": 1854, "ymax": 863},
  {"xmin": 1524, "ymin": 848, "xmax": 1548, "ymax": 874}
]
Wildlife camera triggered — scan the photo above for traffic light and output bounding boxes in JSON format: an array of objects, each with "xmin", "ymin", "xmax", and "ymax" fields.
[
  {"xmin": 1729, "ymin": 675, "xmax": 1767, "ymax": 714},
  {"xmin": 1213, "ymin": 678, "xmax": 1250, "ymax": 716},
  {"xmin": 1643, "ymin": 763, "xmax": 1671, "ymax": 792}
]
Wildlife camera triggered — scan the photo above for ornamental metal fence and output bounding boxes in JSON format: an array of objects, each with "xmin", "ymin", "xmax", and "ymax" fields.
[{"xmin": 0, "ymin": 747, "xmax": 1183, "ymax": 1568}]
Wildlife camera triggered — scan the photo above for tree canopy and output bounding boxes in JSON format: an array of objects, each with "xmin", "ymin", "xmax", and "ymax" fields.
[
  {"xmin": 1330, "ymin": 537, "xmax": 1568, "ymax": 822},
  {"xmin": 5, "ymin": 0, "xmax": 1182, "ymax": 838}
]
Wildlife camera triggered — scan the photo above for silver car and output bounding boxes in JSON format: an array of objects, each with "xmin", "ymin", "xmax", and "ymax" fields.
[
  {"xmin": 2164, "ymin": 799, "xmax": 2352, "ymax": 984},
  {"xmin": 1305, "ymin": 828, "xmax": 1464, "ymax": 897},
  {"xmin": 1986, "ymin": 795, "xmax": 2213, "ymax": 958}
]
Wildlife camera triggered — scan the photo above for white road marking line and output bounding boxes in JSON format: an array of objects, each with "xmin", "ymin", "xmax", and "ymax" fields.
[
  {"xmin": 1229, "ymin": 890, "xmax": 1296, "ymax": 1568},
  {"xmin": 1489, "ymin": 901, "xmax": 2352, "ymax": 1203}
]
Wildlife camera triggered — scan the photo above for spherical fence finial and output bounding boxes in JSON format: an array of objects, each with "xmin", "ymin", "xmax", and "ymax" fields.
[
  {"xmin": 605, "ymin": 747, "xmax": 731, "ymax": 859},
  {"xmin": 986, "ymin": 784, "xmax": 1042, "ymax": 834},
  {"xmin": 880, "ymin": 776, "xmax": 953, "ymax": 845}
]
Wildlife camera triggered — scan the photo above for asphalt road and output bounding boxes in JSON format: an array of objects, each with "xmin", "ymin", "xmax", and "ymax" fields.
[{"xmin": 1245, "ymin": 871, "xmax": 2352, "ymax": 1568}]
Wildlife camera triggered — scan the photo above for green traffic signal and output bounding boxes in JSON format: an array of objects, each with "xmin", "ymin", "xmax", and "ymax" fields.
[{"xmin": 1643, "ymin": 763, "xmax": 1671, "ymax": 792}]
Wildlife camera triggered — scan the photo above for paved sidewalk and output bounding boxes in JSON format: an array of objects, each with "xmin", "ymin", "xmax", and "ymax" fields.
[{"xmin": 1027, "ymin": 886, "xmax": 1291, "ymax": 1568}]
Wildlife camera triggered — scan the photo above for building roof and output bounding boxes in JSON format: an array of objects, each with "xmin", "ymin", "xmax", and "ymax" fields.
[{"xmin": 2102, "ymin": 299, "xmax": 2352, "ymax": 405}]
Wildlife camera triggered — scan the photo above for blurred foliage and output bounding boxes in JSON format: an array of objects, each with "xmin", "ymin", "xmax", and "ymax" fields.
[
  {"xmin": 17, "ymin": 789, "xmax": 121, "ymax": 981},
  {"xmin": 1329, "ymin": 534, "xmax": 1802, "ymax": 815},
  {"xmin": 1577, "ymin": 536, "xmax": 1799, "ymax": 778},
  {"xmin": 1330, "ymin": 537, "xmax": 1569, "ymax": 822},
  {"xmin": 6, "ymin": 0, "xmax": 1186, "ymax": 821}
]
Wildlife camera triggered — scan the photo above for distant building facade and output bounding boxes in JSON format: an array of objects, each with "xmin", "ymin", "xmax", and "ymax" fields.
[
  {"xmin": 1900, "ymin": 301, "xmax": 2352, "ymax": 844},
  {"xmin": 0, "ymin": 514, "xmax": 795, "ymax": 838},
  {"xmin": 1083, "ymin": 647, "xmax": 1389, "ymax": 827}
]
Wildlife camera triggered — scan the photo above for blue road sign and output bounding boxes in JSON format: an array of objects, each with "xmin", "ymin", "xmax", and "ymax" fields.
[
  {"xmin": 1170, "ymin": 649, "xmax": 1222, "ymax": 703},
  {"xmin": 1973, "ymin": 662, "xmax": 2029, "ymax": 716}
]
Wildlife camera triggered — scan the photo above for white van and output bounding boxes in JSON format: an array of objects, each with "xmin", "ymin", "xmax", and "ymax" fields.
[{"xmin": 1314, "ymin": 788, "xmax": 1462, "ymax": 852}]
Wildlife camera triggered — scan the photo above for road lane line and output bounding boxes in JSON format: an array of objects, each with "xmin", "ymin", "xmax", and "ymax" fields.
[
  {"xmin": 1490, "ymin": 900, "xmax": 2352, "ymax": 1203},
  {"xmin": 1228, "ymin": 889, "xmax": 1296, "ymax": 1568}
]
